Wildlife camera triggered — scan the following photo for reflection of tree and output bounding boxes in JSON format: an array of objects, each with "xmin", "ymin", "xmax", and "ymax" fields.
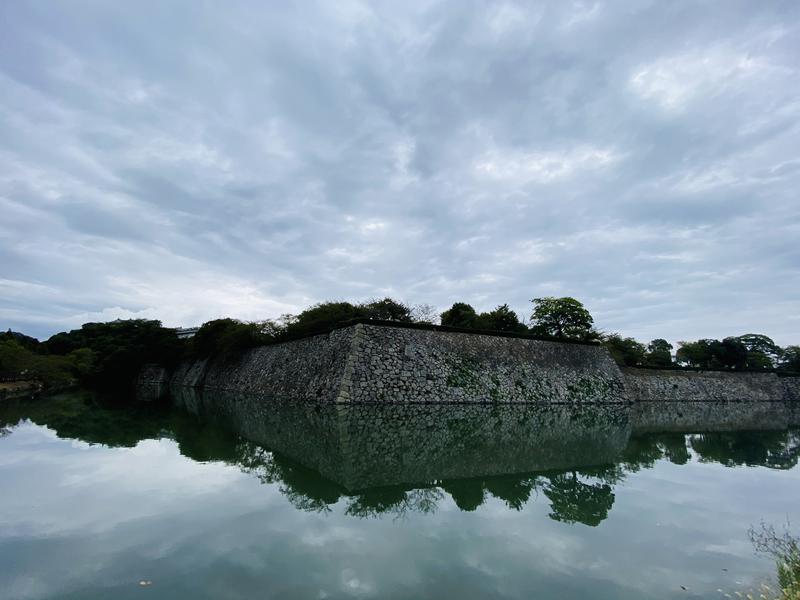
[
  {"xmin": 484, "ymin": 475, "xmax": 539, "ymax": 510},
  {"xmin": 8, "ymin": 392, "xmax": 799, "ymax": 525},
  {"xmin": 543, "ymin": 471, "xmax": 615, "ymax": 527},
  {"xmin": 691, "ymin": 431, "xmax": 800, "ymax": 469},
  {"xmin": 235, "ymin": 442, "xmax": 343, "ymax": 512},
  {"xmin": 440, "ymin": 479, "xmax": 485, "ymax": 511},
  {"xmin": 622, "ymin": 433, "xmax": 690, "ymax": 471},
  {"xmin": 0, "ymin": 391, "xmax": 169, "ymax": 447},
  {"xmin": 345, "ymin": 487, "xmax": 444, "ymax": 519}
]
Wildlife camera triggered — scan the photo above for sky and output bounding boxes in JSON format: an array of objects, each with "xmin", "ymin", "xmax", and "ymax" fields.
[{"xmin": 1, "ymin": 1, "xmax": 798, "ymax": 345}]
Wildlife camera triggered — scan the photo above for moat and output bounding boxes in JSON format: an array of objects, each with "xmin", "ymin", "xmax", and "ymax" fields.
[{"xmin": 1, "ymin": 390, "xmax": 799, "ymax": 600}]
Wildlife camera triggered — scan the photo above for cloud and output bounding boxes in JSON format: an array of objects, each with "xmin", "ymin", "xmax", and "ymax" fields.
[{"xmin": 0, "ymin": 1, "xmax": 798, "ymax": 346}]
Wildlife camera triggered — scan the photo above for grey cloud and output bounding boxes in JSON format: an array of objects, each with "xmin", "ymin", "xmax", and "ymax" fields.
[{"xmin": 1, "ymin": 0, "xmax": 799, "ymax": 345}]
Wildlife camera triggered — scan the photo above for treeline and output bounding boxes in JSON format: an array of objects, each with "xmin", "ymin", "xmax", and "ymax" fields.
[
  {"xmin": 0, "ymin": 320, "xmax": 183, "ymax": 392},
  {"xmin": 2, "ymin": 296, "xmax": 798, "ymax": 391}
]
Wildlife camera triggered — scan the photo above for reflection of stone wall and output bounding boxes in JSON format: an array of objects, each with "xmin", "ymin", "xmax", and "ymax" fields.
[
  {"xmin": 623, "ymin": 368, "xmax": 788, "ymax": 403},
  {"xmin": 631, "ymin": 401, "xmax": 795, "ymax": 433},
  {"xmin": 171, "ymin": 323, "xmax": 627, "ymax": 404},
  {"xmin": 172, "ymin": 387, "xmax": 631, "ymax": 490}
]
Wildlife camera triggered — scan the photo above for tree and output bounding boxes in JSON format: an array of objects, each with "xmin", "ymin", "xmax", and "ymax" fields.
[
  {"xmin": 283, "ymin": 301, "xmax": 368, "ymax": 337},
  {"xmin": 192, "ymin": 318, "xmax": 271, "ymax": 357},
  {"xmin": 476, "ymin": 304, "xmax": 527, "ymax": 333},
  {"xmin": 676, "ymin": 339, "xmax": 719, "ymax": 368},
  {"xmin": 737, "ymin": 334, "xmax": 781, "ymax": 370},
  {"xmin": 42, "ymin": 319, "xmax": 184, "ymax": 390},
  {"xmin": 361, "ymin": 297, "xmax": 414, "ymax": 322},
  {"xmin": 719, "ymin": 337, "xmax": 748, "ymax": 370},
  {"xmin": 645, "ymin": 338, "xmax": 673, "ymax": 367},
  {"xmin": 529, "ymin": 297, "xmax": 594, "ymax": 340},
  {"xmin": 440, "ymin": 302, "xmax": 479, "ymax": 328},
  {"xmin": 602, "ymin": 333, "xmax": 646, "ymax": 367},
  {"xmin": 409, "ymin": 303, "xmax": 439, "ymax": 325},
  {"xmin": 779, "ymin": 346, "xmax": 800, "ymax": 373},
  {"xmin": 676, "ymin": 337, "xmax": 748, "ymax": 370}
]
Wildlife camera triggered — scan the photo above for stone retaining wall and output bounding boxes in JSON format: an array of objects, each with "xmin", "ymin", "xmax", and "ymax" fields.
[
  {"xmin": 170, "ymin": 326, "xmax": 357, "ymax": 402},
  {"xmin": 171, "ymin": 323, "xmax": 627, "ymax": 404},
  {"xmin": 164, "ymin": 323, "xmax": 799, "ymax": 405},
  {"xmin": 622, "ymin": 367, "xmax": 788, "ymax": 403},
  {"xmin": 783, "ymin": 377, "xmax": 800, "ymax": 402}
]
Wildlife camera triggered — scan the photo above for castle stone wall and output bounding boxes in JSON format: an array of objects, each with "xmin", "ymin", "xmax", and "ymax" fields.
[
  {"xmin": 166, "ymin": 323, "xmax": 798, "ymax": 405},
  {"xmin": 622, "ymin": 367, "xmax": 787, "ymax": 403},
  {"xmin": 171, "ymin": 323, "xmax": 628, "ymax": 404}
]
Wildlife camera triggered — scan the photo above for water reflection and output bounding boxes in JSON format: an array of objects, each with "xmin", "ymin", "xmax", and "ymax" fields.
[{"xmin": 1, "ymin": 391, "xmax": 798, "ymax": 528}]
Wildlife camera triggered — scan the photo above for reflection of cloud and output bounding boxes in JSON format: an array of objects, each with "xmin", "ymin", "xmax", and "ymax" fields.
[{"xmin": 2, "ymin": 417, "xmax": 799, "ymax": 599}]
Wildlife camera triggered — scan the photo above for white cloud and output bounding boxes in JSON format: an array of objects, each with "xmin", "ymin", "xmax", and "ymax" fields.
[{"xmin": 474, "ymin": 146, "xmax": 621, "ymax": 184}]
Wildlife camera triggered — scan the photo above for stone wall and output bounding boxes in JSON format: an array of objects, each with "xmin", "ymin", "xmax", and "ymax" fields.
[
  {"xmin": 135, "ymin": 364, "xmax": 169, "ymax": 402},
  {"xmin": 622, "ymin": 367, "xmax": 788, "ymax": 403},
  {"xmin": 165, "ymin": 323, "xmax": 798, "ymax": 405},
  {"xmin": 783, "ymin": 377, "xmax": 800, "ymax": 402},
  {"xmin": 171, "ymin": 323, "xmax": 627, "ymax": 404},
  {"xmin": 170, "ymin": 326, "xmax": 357, "ymax": 402},
  {"xmin": 344, "ymin": 324, "xmax": 626, "ymax": 403}
]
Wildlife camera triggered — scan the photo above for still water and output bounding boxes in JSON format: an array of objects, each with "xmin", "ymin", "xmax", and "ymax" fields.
[{"xmin": 1, "ymin": 392, "xmax": 798, "ymax": 600}]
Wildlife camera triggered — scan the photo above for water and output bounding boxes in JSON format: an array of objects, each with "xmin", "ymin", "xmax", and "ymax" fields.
[{"xmin": 1, "ymin": 392, "xmax": 799, "ymax": 600}]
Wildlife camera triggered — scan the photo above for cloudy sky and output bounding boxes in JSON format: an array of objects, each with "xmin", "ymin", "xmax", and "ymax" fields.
[{"xmin": 1, "ymin": 1, "xmax": 798, "ymax": 345}]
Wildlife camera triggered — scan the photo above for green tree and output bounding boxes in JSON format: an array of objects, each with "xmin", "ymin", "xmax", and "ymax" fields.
[
  {"xmin": 283, "ymin": 301, "xmax": 368, "ymax": 337},
  {"xmin": 645, "ymin": 338, "xmax": 673, "ymax": 367},
  {"xmin": 602, "ymin": 333, "xmax": 646, "ymax": 367},
  {"xmin": 529, "ymin": 297, "xmax": 594, "ymax": 340},
  {"xmin": 779, "ymin": 346, "xmax": 800, "ymax": 373},
  {"xmin": 676, "ymin": 339, "xmax": 718, "ymax": 368},
  {"xmin": 440, "ymin": 302, "xmax": 479, "ymax": 328},
  {"xmin": 737, "ymin": 333, "xmax": 781, "ymax": 369},
  {"xmin": 43, "ymin": 319, "xmax": 184, "ymax": 390},
  {"xmin": 361, "ymin": 297, "xmax": 414, "ymax": 322},
  {"xmin": 676, "ymin": 338, "xmax": 747, "ymax": 370},
  {"xmin": 476, "ymin": 304, "xmax": 527, "ymax": 333},
  {"xmin": 192, "ymin": 318, "xmax": 271, "ymax": 358}
]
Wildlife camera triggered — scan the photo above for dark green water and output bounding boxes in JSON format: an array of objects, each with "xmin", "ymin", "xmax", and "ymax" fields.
[{"xmin": 1, "ymin": 392, "xmax": 798, "ymax": 600}]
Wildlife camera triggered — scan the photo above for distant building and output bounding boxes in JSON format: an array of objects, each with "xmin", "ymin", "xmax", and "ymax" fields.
[{"xmin": 176, "ymin": 327, "xmax": 200, "ymax": 339}]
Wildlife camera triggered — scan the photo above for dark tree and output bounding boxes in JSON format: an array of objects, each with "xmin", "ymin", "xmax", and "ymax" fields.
[
  {"xmin": 476, "ymin": 304, "xmax": 527, "ymax": 333},
  {"xmin": 602, "ymin": 333, "xmax": 646, "ymax": 367},
  {"xmin": 283, "ymin": 301, "xmax": 368, "ymax": 337},
  {"xmin": 779, "ymin": 346, "xmax": 800, "ymax": 372},
  {"xmin": 42, "ymin": 319, "xmax": 184, "ymax": 390},
  {"xmin": 361, "ymin": 297, "xmax": 414, "ymax": 322},
  {"xmin": 737, "ymin": 334, "xmax": 781, "ymax": 370},
  {"xmin": 645, "ymin": 338, "xmax": 673, "ymax": 367},
  {"xmin": 529, "ymin": 297, "xmax": 594, "ymax": 340},
  {"xmin": 440, "ymin": 302, "xmax": 479, "ymax": 328},
  {"xmin": 192, "ymin": 318, "xmax": 271, "ymax": 357}
]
